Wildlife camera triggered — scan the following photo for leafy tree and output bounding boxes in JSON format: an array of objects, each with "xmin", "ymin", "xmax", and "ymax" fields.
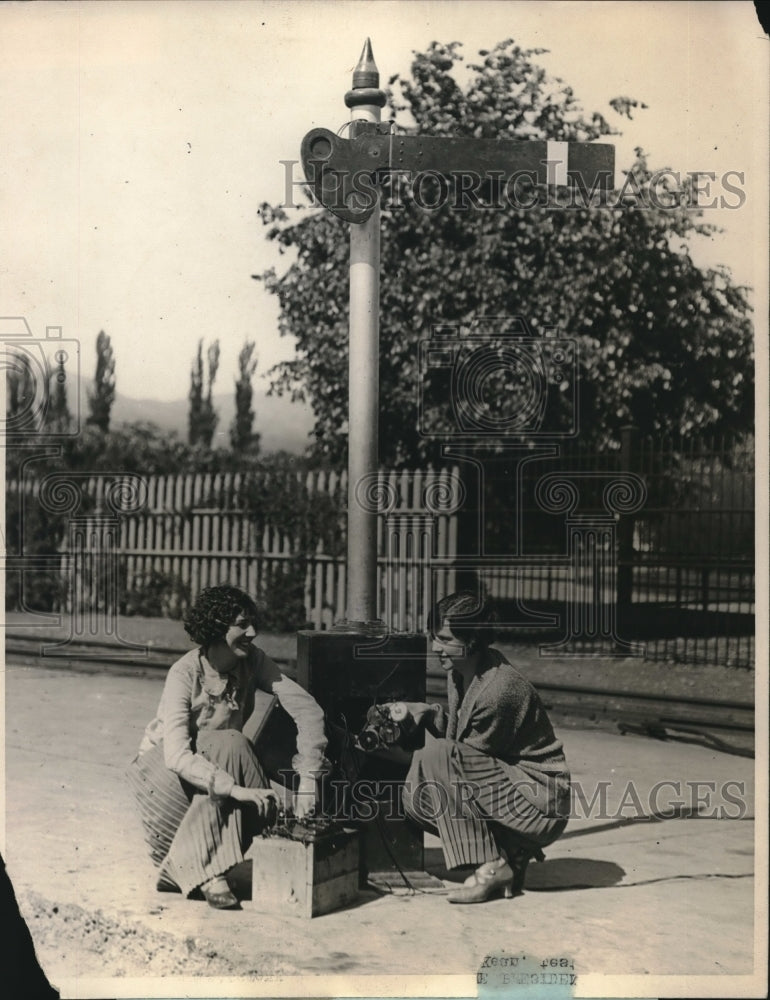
[
  {"xmin": 230, "ymin": 340, "xmax": 261, "ymax": 453},
  {"xmin": 188, "ymin": 339, "xmax": 220, "ymax": 448},
  {"xmin": 86, "ymin": 330, "xmax": 116, "ymax": 432},
  {"xmin": 45, "ymin": 357, "xmax": 72, "ymax": 435},
  {"xmin": 66, "ymin": 421, "xmax": 196, "ymax": 475},
  {"xmin": 200, "ymin": 340, "xmax": 221, "ymax": 448},
  {"xmin": 4, "ymin": 349, "xmax": 38, "ymax": 436},
  {"xmin": 5, "ymin": 348, "xmax": 73, "ymax": 440},
  {"xmin": 256, "ymin": 39, "xmax": 753, "ymax": 465},
  {"xmin": 188, "ymin": 340, "xmax": 204, "ymax": 446}
]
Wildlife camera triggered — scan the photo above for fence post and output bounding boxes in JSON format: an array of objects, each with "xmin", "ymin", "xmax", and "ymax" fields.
[
  {"xmin": 617, "ymin": 425, "xmax": 637, "ymax": 610},
  {"xmin": 38, "ymin": 473, "xmax": 147, "ymax": 655},
  {"xmin": 701, "ymin": 568, "xmax": 710, "ymax": 612}
]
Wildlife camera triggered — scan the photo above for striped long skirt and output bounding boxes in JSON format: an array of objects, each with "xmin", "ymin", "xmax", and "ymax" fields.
[
  {"xmin": 127, "ymin": 729, "xmax": 269, "ymax": 897},
  {"xmin": 402, "ymin": 736, "xmax": 568, "ymax": 870}
]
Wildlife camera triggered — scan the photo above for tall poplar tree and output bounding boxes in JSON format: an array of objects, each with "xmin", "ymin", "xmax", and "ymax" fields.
[
  {"xmin": 230, "ymin": 340, "xmax": 260, "ymax": 453},
  {"xmin": 86, "ymin": 330, "xmax": 116, "ymax": 432},
  {"xmin": 188, "ymin": 339, "xmax": 221, "ymax": 448}
]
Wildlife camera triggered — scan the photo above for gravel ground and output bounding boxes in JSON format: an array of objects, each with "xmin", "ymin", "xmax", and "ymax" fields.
[{"xmin": 19, "ymin": 892, "xmax": 267, "ymax": 979}]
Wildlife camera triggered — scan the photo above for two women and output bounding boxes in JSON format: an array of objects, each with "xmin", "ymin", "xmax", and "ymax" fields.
[
  {"xmin": 130, "ymin": 584, "xmax": 568, "ymax": 909},
  {"xmin": 398, "ymin": 591, "xmax": 571, "ymax": 903},
  {"xmin": 128, "ymin": 585, "xmax": 327, "ymax": 910}
]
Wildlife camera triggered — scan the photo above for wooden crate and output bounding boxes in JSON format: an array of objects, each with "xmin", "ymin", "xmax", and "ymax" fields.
[{"xmin": 246, "ymin": 827, "xmax": 360, "ymax": 918}]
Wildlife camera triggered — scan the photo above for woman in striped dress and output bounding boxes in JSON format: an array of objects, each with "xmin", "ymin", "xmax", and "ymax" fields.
[
  {"xmin": 397, "ymin": 591, "xmax": 571, "ymax": 903},
  {"xmin": 127, "ymin": 585, "xmax": 327, "ymax": 910}
]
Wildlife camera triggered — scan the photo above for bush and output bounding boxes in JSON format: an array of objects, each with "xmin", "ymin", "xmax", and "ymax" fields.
[
  {"xmin": 256, "ymin": 560, "xmax": 312, "ymax": 633},
  {"xmin": 122, "ymin": 570, "xmax": 191, "ymax": 620}
]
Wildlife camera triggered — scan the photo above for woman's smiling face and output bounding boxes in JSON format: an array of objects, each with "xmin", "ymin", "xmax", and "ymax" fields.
[
  {"xmin": 223, "ymin": 613, "xmax": 257, "ymax": 660},
  {"xmin": 431, "ymin": 619, "xmax": 470, "ymax": 672}
]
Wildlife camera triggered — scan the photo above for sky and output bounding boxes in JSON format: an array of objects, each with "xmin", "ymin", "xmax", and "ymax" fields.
[{"xmin": 1, "ymin": 1, "xmax": 767, "ymax": 405}]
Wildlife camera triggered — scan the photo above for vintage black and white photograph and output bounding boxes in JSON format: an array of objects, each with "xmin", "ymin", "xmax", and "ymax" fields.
[{"xmin": 2, "ymin": 2, "xmax": 767, "ymax": 998}]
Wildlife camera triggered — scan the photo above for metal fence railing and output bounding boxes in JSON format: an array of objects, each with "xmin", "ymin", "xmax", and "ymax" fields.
[{"xmin": 4, "ymin": 433, "xmax": 755, "ymax": 667}]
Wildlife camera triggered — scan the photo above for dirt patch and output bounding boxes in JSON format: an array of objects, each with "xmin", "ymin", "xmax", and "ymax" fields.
[{"xmin": 20, "ymin": 891, "xmax": 296, "ymax": 980}]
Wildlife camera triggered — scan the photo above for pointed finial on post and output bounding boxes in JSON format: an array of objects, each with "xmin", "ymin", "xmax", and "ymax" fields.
[
  {"xmin": 353, "ymin": 37, "xmax": 379, "ymax": 88},
  {"xmin": 345, "ymin": 38, "xmax": 386, "ymax": 110}
]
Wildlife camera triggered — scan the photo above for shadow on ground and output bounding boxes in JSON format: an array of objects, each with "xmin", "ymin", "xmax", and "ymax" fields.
[
  {"xmin": 523, "ymin": 857, "xmax": 626, "ymax": 890},
  {"xmin": 424, "ymin": 847, "xmax": 625, "ymax": 890}
]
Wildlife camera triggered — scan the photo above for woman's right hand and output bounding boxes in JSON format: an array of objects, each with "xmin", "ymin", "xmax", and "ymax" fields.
[
  {"xmin": 231, "ymin": 786, "xmax": 278, "ymax": 821},
  {"xmin": 389, "ymin": 702, "xmax": 439, "ymax": 727}
]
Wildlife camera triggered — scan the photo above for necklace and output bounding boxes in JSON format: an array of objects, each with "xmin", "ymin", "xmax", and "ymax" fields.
[{"xmin": 199, "ymin": 652, "xmax": 240, "ymax": 710}]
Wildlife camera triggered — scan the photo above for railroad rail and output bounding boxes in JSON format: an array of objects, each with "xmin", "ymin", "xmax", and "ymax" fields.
[{"xmin": 5, "ymin": 634, "xmax": 754, "ymax": 755}]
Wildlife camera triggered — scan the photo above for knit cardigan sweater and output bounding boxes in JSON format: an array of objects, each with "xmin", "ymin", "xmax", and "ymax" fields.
[{"xmin": 429, "ymin": 647, "xmax": 571, "ymax": 818}]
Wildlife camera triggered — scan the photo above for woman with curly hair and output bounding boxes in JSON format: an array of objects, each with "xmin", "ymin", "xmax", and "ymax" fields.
[
  {"xmin": 395, "ymin": 591, "xmax": 570, "ymax": 904},
  {"xmin": 128, "ymin": 585, "xmax": 327, "ymax": 910}
]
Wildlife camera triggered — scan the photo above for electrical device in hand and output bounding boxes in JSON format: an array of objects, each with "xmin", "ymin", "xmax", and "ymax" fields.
[{"xmin": 355, "ymin": 702, "xmax": 408, "ymax": 752}]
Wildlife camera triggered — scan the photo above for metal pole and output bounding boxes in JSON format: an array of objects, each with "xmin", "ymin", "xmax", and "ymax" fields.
[
  {"xmin": 344, "ymin": 39, "xmax": 385, "ymax": 627},
  {"xmin": 617, "ymin": 424, "xmax": 636, "ymax": 608}
]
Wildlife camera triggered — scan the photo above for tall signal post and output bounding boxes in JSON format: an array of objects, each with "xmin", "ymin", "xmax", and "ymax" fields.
[
  {"xmin": 297, "ymin": 40, "xmax": 615, "ymax": 880},
  {"xmin": 344, "ymin": 39, "xmax": 385, "ymax": 628}
]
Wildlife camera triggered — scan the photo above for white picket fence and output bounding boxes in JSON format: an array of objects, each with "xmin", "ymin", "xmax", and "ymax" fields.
[
  {"xmin": 9, "ymin": 464, "xmax": 586, "ymax": 632},
  {"xmin": 15, "ymin": 468, "xmax": 463, "ymax": 631}
]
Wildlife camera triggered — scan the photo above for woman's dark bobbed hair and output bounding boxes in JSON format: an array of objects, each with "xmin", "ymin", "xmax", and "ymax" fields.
[
  {"xmin": 427, "ymin": 590, "xmax": 498, "ymax": 651},
  {"xmin": 183, "ymin": 585, "xmax": 259, "ymax": 647}
]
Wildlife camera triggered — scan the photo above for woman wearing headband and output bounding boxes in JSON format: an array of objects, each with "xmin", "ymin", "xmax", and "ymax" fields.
[{"xmin": 397, "ymin": 591, "xmax": 570, "ymax": 903}]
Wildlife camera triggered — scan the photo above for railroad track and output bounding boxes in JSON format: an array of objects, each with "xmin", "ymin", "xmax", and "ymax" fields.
[
  {"xmin": 6, "ymin": 633, "xmax": 754, "ymax": 751},
  {"xmin": 427, "ymin": 674, "xmax": 754, "ymax": 734},
  {"xmin": 4, "ymin": 633, "xmax": 217, "ymax": 675}
]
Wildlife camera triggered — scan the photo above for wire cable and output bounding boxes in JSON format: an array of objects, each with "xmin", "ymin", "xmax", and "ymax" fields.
[{"xmin": 336, "ymin": 711, "xmax": 444, "ymax": 895}]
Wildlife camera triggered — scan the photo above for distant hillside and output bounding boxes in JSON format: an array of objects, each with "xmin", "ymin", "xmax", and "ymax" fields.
[{"xmin": 105, "ymin": 382, "xmax": 315, "ymax": 454}]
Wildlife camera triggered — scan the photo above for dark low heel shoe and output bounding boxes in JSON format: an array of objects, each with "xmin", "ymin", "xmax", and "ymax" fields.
[{"xmin": 200, "ymin": 876, "xmax": 240, "ymax": 910}]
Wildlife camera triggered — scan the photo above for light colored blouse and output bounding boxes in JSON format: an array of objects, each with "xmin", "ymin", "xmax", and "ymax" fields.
[{"xmin": 138, "ymin": 646, "xmax": 327, "ymax": 799}]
